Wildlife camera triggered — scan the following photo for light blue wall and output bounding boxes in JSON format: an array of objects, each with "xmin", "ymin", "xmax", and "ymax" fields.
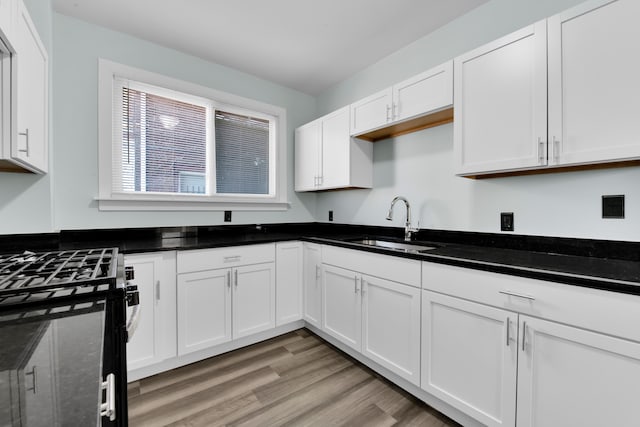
[
  {"xmin": 315, "ymin": 0, "xmax": 640, "ymax": 241},
  {"xmin": 50, "ymin": 13, "xmax": 317, "ymax": 230}
]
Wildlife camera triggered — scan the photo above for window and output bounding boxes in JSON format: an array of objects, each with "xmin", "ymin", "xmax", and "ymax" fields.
[{"xmin": 98, "ymin": 60, "xmax": 287, "ymax": 211}]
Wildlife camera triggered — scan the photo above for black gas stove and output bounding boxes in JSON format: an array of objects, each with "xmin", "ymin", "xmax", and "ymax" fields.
[{"xmin": 0, "ymin": 248, "xmax": 138, "ymax": 426}]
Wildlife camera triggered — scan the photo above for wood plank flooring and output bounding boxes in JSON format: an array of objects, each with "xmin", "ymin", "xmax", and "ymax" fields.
[{"xmin": 127, "ymin": 329, "xmax": 461, "ymax": 427}]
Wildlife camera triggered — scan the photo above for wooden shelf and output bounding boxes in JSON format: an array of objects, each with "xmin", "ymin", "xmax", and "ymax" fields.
[{"xmin": 353, "ymin": 107, "xmax": 454, "ymax": 142}]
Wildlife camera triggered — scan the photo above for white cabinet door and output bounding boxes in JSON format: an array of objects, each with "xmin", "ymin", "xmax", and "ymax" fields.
[
  {"xmin": 0, "ymin": 0, "xmax": 16, "ymax": 42},
  {"xmin": 421, "ymin": 290, "xmax": 517, "ymax": 427},
  {"xmin": 361, "ymin": 275, "xmax": 421, "ymax": 385},
  {"xmin": 350, "ymin": 87, "xmax": 393, "ymax": 136},
  {"xmin": 320, "ymin": 106, "xmax": 350, "ymax": 189},
  {"xmin": 294, "ymin": 120, "xmax": 321, "ymax": 192},
  {"xmin": 177, "ymin": 268, "xmax": 231, "ymax": 355},
  {"xmin": 275, "ymin": 242, "xmax": 303, "ymax": 326},
  {"xmin": 548, "ymin": 0, "xmax": 640, "ymax": 167},
  {"xmin": 13, "ymin": 1, "xmax": 47, "ymax": 173},
  {"xmin": 233, "ymin": 262, "xmax": 276, "ymax": 339},
  {"xmin": 454, "ymin": 21, "xmax": 547, "ymax": 176},
  {"xmin": 517, "ymin": 315, "xmax": 640, "ymax": 427},
  {"xmin": 322, "ymin": 264, "xmax": 361, "ymax": 352},
  {"xmin": 394, "ymin": 61, "xmax": 453, "ymax": 122},
  {"xmin": 125, "ymin": 252, "xmax": 177, "ymax": 371},
  {"xmin": 303, "ymin": 242, "xmax": 322, "ymax": 329}
]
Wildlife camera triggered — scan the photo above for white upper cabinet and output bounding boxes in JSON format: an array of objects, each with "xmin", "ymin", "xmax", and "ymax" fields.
[
  {"xmin": 294, "ymin": 119, "xmax": 321, "ymax": 191},
  {"xmin": 393, "ymin": 61, "xmax": 453, "ymax": 123},
  {"xmin": 0, "ymin": 0, "xmax": 16, "ymax": 42},
  {"xmin": 350, "ymin": 87, "xmax": 393, "ymax": 136},
  {"xmin": 0, "ymin": 0, "xmax": 48, "ymax": 174},
  {"xmin": 351, "ymin": 61, "xmax": 453, "ymax": 140},
  {"xmin": 456, "ymin": 0, "xmax": 640, "ymax": 177},
  {"xmin": 547, "ymin": 0, "xmax": 640, "ymax": 167},
  {"xmin": 454, "ymin": 22, "xmax": 547, "ymax": 176},
  {"xmin": 294, "ymin": 106, "xmax": 372, "ymax": 192}
]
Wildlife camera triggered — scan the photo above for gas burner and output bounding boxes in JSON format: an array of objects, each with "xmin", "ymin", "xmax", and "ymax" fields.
[{"xmin": 0, "ymin": 248, "xmax": 119, "ymax": 299}]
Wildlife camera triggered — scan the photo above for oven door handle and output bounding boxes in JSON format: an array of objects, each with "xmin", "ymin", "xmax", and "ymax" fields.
[{"xmin": 126, "ymin": 305, "xmax": 141, "ymax": 343}]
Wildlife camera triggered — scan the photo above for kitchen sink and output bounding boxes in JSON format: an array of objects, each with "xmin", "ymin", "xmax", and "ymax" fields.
[{"xmin": 348, "ymin": 239, "xmax": 437, "ymax": 253}]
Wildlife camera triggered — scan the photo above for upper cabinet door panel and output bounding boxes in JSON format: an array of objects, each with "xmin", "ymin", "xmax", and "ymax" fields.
[
  {"xmin": 320, "ymin": 106, "xmax": 350, "ymax": 189},
  {"xmin": 548, "ymin": 0, "xmax": 640, "ymax": 166},
  {"xmin": 0, "ymin": 0, "xmax": 16, "ymax": 43},
  {"xmin": 294, "ymin": 120, "xmax": 321, "ymax": 192},
  {"xmin": 350, "ymin": 87, "xmax": 393, "ymax": 136},
  {"xmin": 394, "ymin": 61, "xmax": 453, "ymax": 122},
  {"xmin": 454, "ymin": 21, "xmax": 547, "ymax": 176}
]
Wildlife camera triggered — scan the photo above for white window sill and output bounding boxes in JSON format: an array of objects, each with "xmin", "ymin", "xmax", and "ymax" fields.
[{"xmin": 96, "ymin": 197, "xmax": 290, "ymax": 211}]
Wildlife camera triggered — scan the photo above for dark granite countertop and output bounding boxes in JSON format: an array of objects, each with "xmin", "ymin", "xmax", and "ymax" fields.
[{"xmin": 1, "ymin": 222, "xmax": 639, "ymax": 296}]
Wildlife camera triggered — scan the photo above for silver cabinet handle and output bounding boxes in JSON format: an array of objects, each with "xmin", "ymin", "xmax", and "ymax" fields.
[
  {"xmin": 499, "ymin": 290, "xmax": 536, "ymax": 301},
  {"xmin": 386, "ymin": 104, "xmax": 391, "ymax": 122},
  {"xmin": 25, "ymin": 365, "xmax": 37, "ymax": 393},
  {"xmin": 506, "ymin": 317, "xmax": 511, "ymax": 347},
  {"xmin": 552, "ymin": 136, "xmax": 560, "ymax": 162},
  {"xmin": 522, "ymin": 321, "xmax": 527, "ymax": 352},
  {"xmin": 392, "ymin": 103, "xmax": 397, "ymax": 121},
  {"xmin": 226, "ymin": 270, "xmax": 231, "ymax": 288},
  {"xmin": 18, "ymin": 129, "xmax": 30, "ymax": 156},
  {"xmin": 537, "ymin": 137, "xmax": 545, "ymax": 164},
  {"xmin": 354, "ymin": 276, "xmax": 359, "ymax": 293},
  {"xmin": 234, "ymin": 269, "xmax": 238, "ymax": 287},
  {"xmin": 101, "ymin": 373, "xmax": 116, "ymax": 421},
  {"xmin": 155, "ymin": 280, "xmax": 160, "ymax": 301},
  {"xmin": 315, "ymin": 265, "xmax": 320, "ymax": 280}
]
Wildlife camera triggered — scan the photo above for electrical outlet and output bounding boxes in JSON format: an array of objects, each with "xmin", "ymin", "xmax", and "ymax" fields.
[
  {"xmin": 500, "ymin": 212, "xmax": 514, "ymax": 231},
  {"xmin": 602, "ymin": 195, "xmax": 624, "ymax": 218},
  {"xmin": 224, "ymin": 211, "xmax": 232, "ymax": 222},
  {"xmin": 328, "ymin": 210, "xmax": 334, "ymax": 222}
]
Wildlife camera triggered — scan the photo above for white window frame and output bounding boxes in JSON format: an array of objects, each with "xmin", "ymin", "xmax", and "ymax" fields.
[{"xmin": 97, "ymin": 59, "xmax": 288, "ymax": 211}]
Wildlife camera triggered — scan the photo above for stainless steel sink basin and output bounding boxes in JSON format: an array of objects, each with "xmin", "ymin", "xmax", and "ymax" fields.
[{"xmin": 349, "ymin": 239, "xmax": 437, "ymax": 253}]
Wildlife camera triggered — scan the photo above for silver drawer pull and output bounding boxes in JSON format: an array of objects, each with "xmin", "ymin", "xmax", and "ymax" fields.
[
  {"xmin": 223, "ymin": 255, "xmax": 241, "ymax": 263},
  {"xmin": 499, "ymin": 290, "xmax": 536, "ymax": 301}
]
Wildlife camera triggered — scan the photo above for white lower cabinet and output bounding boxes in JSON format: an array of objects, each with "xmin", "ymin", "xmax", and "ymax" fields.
[
  {"xmin": 421, "ymin": 290, "xmax": 517, "ymax": 427},
  {"xmin": 275, "ymin": 242, "xmax": 303, "ymax": 326},
  {"xmin": 232, "ymin": 263, "xmax": 276, "ymax": 339},
  {"xmin": 321, "ymin": 246, "xmax": 422, "ymax": 385},
  {"xmin": 177, "ymin": 268, "xmax": 231, "ymax": 355},
  {"xmin": 422, "ymin": 261, "xmax": 640, "ymax": 427},
  {"xmin": 362, "ymin": 275, "xmax": 421, "ymax": 385},
  {"xmin": 516, "ymin": 315, "xmax": 640, "ymax": 427},
  {"xmin": 322, "ymin": 264, "xmax": 362, "ymax": 352},
  {"xmin": 176, "ymin": 244, "xmax": 276, "ymax": 357},
  {"xmin": 125, "ymin": 251, "xmax": 177, "ymax": 371},
  {"xmin": 302, "ymin": 242, "xmax": 322, "ymax": 328}
]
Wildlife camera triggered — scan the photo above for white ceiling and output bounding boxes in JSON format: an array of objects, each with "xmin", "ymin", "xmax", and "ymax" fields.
[{"xmin": 52, "ymin": 0, "xmax": 487, "ymax": 95}]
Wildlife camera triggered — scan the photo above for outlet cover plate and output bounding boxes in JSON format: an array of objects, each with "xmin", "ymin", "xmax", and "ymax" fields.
[{"xmin": 501, "ymin": 212, "xmax": 514, "ymax": 231}]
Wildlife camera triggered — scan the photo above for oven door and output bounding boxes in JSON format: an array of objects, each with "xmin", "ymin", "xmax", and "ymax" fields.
[{"xmin": 0, "ymin": 298, "xmax": 107, "ymax": 426}]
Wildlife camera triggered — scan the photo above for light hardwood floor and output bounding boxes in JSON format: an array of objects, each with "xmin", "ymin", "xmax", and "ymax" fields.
[{"xmin": 127, "ymin": 329, "xmax": 461, "ymax": 427}]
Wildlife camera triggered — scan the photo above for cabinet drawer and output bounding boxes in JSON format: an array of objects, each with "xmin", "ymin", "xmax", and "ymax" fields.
[
  {"xmin": 322, "ymin": 245, "xmax": 421, "ymax": 288},
  {"xmin": 422, "ymin": 261, "xmax": 640, "ymax": 342},
  {"xmin": 177, "ymin": 243, "xmax": 275, "ymax": 273}
]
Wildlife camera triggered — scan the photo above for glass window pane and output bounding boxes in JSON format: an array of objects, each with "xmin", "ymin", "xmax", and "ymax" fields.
[
  {"xmin": 120, "ymin": 87, "xmax": 207, "ymax": 194},
  {"xmin": 215, "ymin": 111, "xmax": 269, "ymax": 195}
]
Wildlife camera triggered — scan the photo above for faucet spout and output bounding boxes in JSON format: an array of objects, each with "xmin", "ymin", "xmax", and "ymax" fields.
[{"xmin": 386, "ymin": 196, "xmax": 418, "ymax": 241}]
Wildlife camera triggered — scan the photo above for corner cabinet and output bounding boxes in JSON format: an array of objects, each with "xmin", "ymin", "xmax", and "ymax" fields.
[
  {"xmin": 275, "ymin": 241, "xmax": 303, "ymax": 326},
  {"xmin": 294, "ymin": 106, "xmax": 373, "ymax": 192},
  {"xmin": 302, "ymin": 242, "xmax": 322, "ymax": 328},
  {"xmin": 0, "ymin": 0, "xmax": 48, "ymax": 173},
  {"xmin": 455, "ymin": 0, "xmax": 640, "ymax": 177},
  {"xmin": 125, "ymin": 251, "xmax": 177, "ymax": 372}
]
